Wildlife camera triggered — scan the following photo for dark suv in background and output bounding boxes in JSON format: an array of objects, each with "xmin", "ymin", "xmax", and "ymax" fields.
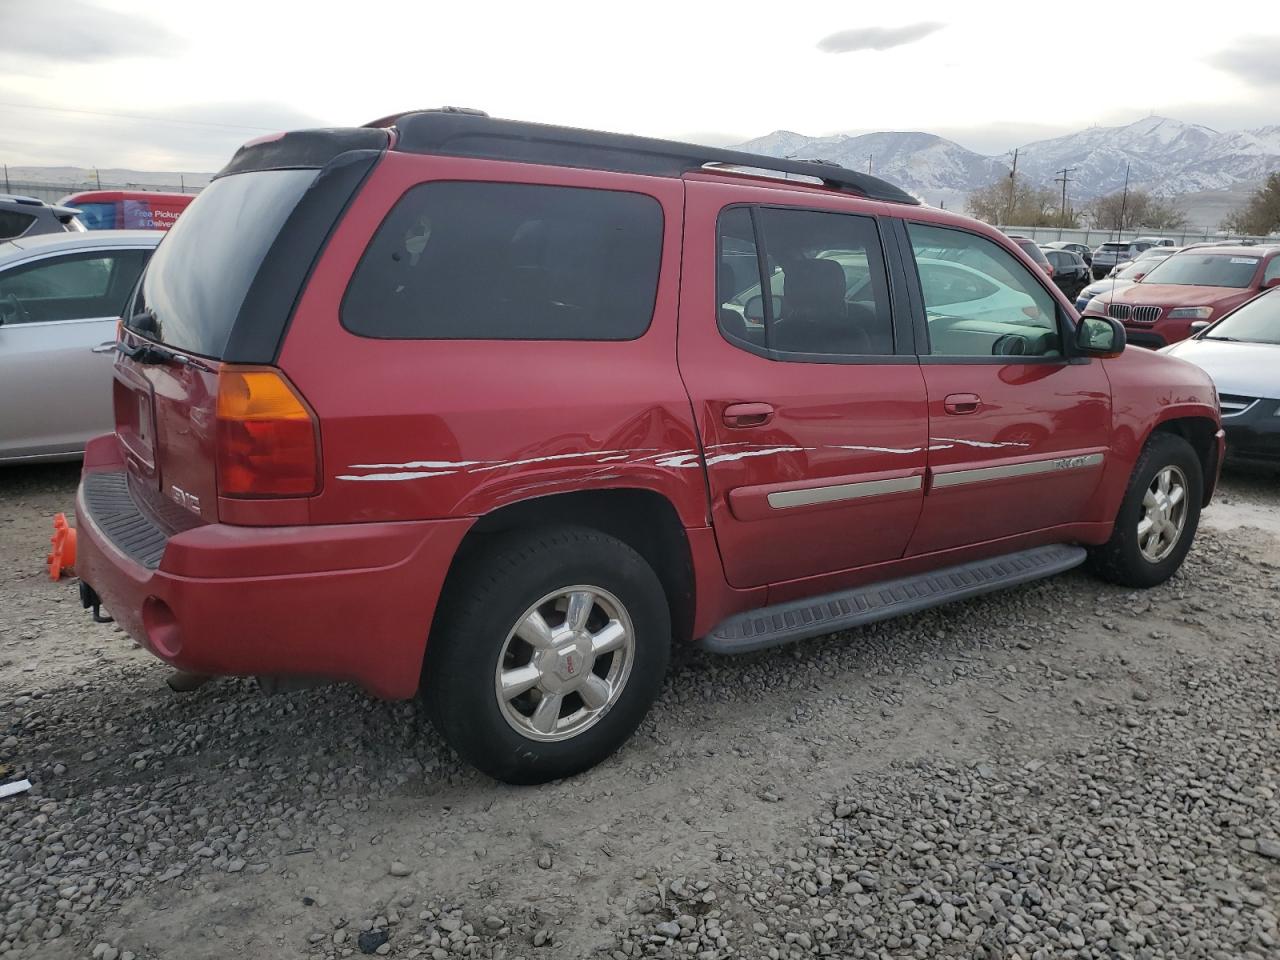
[{"xmin": 0, "ymin": 194, "xmax": 85, "ymax": 241}]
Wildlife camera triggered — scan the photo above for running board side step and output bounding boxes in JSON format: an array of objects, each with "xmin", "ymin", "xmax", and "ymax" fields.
[{"xmin": 700, "ymin": 544, "xmax": 1087, "ymax": 654}]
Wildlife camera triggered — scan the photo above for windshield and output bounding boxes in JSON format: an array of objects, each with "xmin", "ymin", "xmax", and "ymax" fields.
[
  {"xmin": 130, "ymin": 169, "xmax": 316, "ymax": 357},
  {"xmin": 1204, "ymin": 290, "xmax": 1280, "ymax": 344},
  {"xmin": 74, "ymin": 202, "xmax": 117, "ymax": 230},
  {"xmin": 1140, "ymin": 254, "xmax": 1260, "ymax": 288},
  {"xmin": 1119, "ymin": 257, "xmax": 1167, "ymax": 279}
]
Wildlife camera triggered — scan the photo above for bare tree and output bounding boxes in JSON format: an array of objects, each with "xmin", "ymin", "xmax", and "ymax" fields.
[
  {"xmin": 968, "ymin": 175, "xmax": 1078, "ymax": 227},
  {"xmin": 1088, "ymin": 190, "xmax": 1187, "ymax": 232}
]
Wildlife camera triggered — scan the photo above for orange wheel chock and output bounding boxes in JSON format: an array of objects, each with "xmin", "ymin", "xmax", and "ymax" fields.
[{"xmin": 47, "ymin": 513, "xmax": 77, "ymax": 581}]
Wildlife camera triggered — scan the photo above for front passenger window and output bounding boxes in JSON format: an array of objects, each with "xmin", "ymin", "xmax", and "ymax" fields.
[{"xmin": 907, "ymin": 223, "xmax": 1061, "ymax": 359}]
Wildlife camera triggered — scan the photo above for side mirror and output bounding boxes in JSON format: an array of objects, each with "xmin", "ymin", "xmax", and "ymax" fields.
[
  {"xmin": 1076, "ymin": 315, "xmax": 1126, "ymax": 357},
  {"xmin": 1132, "ymin": 272, "xmax": 1146, "ymax": 282},
  {"xmin": 743, "ymin": 295, "xmax": 782, "ymax": 323},
  {"xmin": 1189, "ymin": 320, "xmax": 1212, "ymax": 335}
]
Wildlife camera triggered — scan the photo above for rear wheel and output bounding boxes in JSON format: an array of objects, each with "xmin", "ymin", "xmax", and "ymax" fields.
[
  {"xmin": 425, "ymin": 527, "xmax": 670, "ymax": 784},
  {"xmin": 1088, "ymin": 433, "xmax": 1202, "ymax": 588}
]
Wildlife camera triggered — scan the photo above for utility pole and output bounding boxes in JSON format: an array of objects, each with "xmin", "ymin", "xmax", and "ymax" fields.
[
  {"xmin": 94, "ymin": 167, "xmax": 101, "ymax": 189},
  {"xmin": 2, "ymin": 164, "xmax": 8, "ymax": 193},
  {"xmin": 1116, "ymin": 162, "xmax": 1131, "ymax": 239},
  {"xmin": 1006, "ymin": 148, "xmax": 1019, "ymax": 226},
  {"xmin": 1054, "ymin": 166, "xmax": 1075, "ymax": 238}
]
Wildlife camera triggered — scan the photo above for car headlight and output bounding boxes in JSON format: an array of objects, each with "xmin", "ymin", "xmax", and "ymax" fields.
[
  {"xmin": 1084, "ymin": 297, "xmax": 1107, "ymax": 314},
  {"xmin": 1167, "ymin": 306, "xmax": 1213, "ymax": 319}
]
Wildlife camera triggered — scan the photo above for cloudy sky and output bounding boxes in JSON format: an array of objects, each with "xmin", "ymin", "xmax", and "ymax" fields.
[{"xmin": 1, "ymin": 0, "xmax": 1277, "ymax": 173}]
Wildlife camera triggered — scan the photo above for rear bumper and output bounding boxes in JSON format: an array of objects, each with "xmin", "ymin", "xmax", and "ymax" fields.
[{"xmin": 74, "ymin": 436, "xmax": 472, "ymax": 698}]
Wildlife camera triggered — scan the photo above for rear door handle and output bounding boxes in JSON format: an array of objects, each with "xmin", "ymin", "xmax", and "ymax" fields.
[
  {"xmin": 943, "ymin": 393, "xmax": 982, "ymax": 415},
  {"xmin": 722, "ymin": 402, "xmax": 775, "ymax": 428},
  {"xmin": 91, "ymin": 341, "xmax": 116, "ymax": 353}
]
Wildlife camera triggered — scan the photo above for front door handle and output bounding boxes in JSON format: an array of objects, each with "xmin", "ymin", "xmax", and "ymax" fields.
[
  {"xmin": 943, "ymin": 393, "xmax": 982, "ymax": 415},
  {"xmin": 722, "ymin": 402, "xmax": 775, "ymax": 428},
  {"xmin": 91, "ymin": 341, "xmax": 116, "ymax": 353}
]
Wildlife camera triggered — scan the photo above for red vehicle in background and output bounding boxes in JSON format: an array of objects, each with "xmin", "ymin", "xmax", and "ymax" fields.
[
  {"xmin": 60, "ymin": 190, "xmax": 194, "ymax": 231},
  {"xmin": 1085, "ymin": 245, "xmax": 1280, "ymax": 348}
]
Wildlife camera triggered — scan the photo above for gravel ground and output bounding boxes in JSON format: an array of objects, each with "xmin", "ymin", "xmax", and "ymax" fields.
[{"xmin": 1, "ymin": 462, "xmax": 1277, "ymax": 960}]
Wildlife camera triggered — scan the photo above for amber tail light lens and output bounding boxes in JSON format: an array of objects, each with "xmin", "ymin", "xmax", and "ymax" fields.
[{"xmin": 215, "ymin": 368, "xmax": 319, "ymax": 498}]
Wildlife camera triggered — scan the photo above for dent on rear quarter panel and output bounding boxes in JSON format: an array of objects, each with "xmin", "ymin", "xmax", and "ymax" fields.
[{"xmin": 275, "ymin": 152, "xmax": 710, "ymax": 529}]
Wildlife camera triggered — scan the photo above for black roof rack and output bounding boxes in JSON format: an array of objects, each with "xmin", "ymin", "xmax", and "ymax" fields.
[{"xmin": 384, "ymin": 111, "xmax": 920, "ymax": 206}]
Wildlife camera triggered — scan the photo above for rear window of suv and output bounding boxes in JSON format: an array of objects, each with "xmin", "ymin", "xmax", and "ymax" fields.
[
  {"xmin": 341, "ymin": 182, "xmax": 663, "ymax": 341},
  {"xmin": 129, "ymin": 169, "xmax": 318, "ymax": 357}
]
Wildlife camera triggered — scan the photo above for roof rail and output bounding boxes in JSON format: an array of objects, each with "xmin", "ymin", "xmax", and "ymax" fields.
[{"xmin": 387, "ymin": 111, "xmax": 920, "ymax": 206}]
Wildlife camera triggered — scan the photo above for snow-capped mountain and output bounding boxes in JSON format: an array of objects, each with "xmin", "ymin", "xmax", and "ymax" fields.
[
  {"xmin": 1014, "ymin": 117, "xmax": 1274, "ymax": 196},
  {"xmin": 732, "ymin": 130, "xmax": 1005, "ymax": 209},
  {"xmin": 728, "ymin": 116, "xmax": 1280, "ymax": 206}
]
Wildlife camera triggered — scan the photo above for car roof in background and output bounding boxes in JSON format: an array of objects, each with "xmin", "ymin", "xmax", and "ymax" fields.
[
  {"xmin": 1172, "ymin": 244, "xmax": 1280, "ymax": 257},
  {"xmin": 0, "ymin": 229, "xmax": 162, "ymax": 262}
]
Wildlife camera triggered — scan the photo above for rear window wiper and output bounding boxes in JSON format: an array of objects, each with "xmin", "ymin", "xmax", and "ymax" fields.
[
  {"xmin": 1202, "ymin": 335, "xmax": 1238, "ymax": 342},
  {"xmin": 116, "ymin": 340, "xmax": 213, "ymax": 371}
]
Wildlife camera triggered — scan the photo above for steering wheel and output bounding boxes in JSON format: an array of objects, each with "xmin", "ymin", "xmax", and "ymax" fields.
[{"xmin": 0, "ymin": 294, "xmax": 30, "ymax": 326}]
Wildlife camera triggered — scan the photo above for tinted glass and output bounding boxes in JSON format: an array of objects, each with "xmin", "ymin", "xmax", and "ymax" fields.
[
  {"xmin": 0, "ymin": 210, "xmax": 36, "ymax": 240},
  {"xmin": 131, "ymin": 169, "xmax": 317, "ymax": 356},
  {"xmin": 0, "ymin": 249, "xmax": 150, "ymax": 323},
  {"xmin": 908, "ymin": 223, "xmax": 1061, "ymax": 358},
  {"xmin": 1013, "ymin": 239, "xmax": 1050, "ymax": 266},
  {"xmin": 74, "ymin": 202, "xmax": 118, "ymax": 231},
  {"xmin": 342, "ymin": 182, "xmax": 663, "ymax": 341},
  {"xmin": 1205, "ymin": 289, "xmax": 1280, "ymax": 344},
  {"xmin": 716, "ymin": 207, "xmax": 895, "ymax": 357},
  {"xmin": 1140, "ymin": 254, "xmax": 1259, "ymax": 288}
]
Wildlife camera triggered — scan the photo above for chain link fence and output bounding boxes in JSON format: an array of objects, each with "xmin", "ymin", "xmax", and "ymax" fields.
[
  {"xmin": 997, "ymin": 224, "xmax": 1276, "ymax": 247},
  {"xmin": 3, "ymin": 180, "xmax": 202, "ymax": 203}
]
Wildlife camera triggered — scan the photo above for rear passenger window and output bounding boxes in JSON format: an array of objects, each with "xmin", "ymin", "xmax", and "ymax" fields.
[
  {"xmin": 0, "ymin": 210, "xmax": 36, "ymax": 240},
  {"xmin": 716, "ymin": 206, "xmax": 894, "ymax": 358},
  {"xmin": 342, "ymin": 182, "xmax": 663, "ymax": 340},
  {"xmin": 907, "ymin": 223, "xmax": 1061, "ymax": 359}
]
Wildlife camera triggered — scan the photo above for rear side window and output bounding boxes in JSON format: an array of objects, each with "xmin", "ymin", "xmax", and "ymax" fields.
[
  {"xmin": 342, "ymin": 182, "xmax": 663, "ymax": 340},
  {"xmin": 716, "ymin": 205, "xmax": 895, "ymax": 358},
  {"xmin": 0, "ymin": 249, "xmax": 150, "ymax": 323},
  {"xmin": 0, "ymin": 210, "xmax": 36, "ymax": 240},
  {"xmin": 131, "ymin": 169, "xmax": 318, "ymax": 357}
]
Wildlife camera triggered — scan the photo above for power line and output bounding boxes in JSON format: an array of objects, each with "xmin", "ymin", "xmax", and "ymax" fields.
[{"xmin": 0, "ymin": 100, "xmax": 297, "ymax": 132}]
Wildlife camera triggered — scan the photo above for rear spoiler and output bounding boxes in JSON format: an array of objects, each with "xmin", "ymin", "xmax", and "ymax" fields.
[
  {"xmin": 51, "ymin": 205, "xmax": 81, "ymax": 223},
  {"xmin": 215, "ymin": 128, "xmax": 391, "ymax": 179}
]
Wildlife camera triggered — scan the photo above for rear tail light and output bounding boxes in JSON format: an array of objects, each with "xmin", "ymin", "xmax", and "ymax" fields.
[
  {"xmin": 1043, "ymin": 262, "xmax": 1055, "ymax": 278},
  {"xmin": 215, "ymin": 368, "xmax": 319, "ymax": 498}
]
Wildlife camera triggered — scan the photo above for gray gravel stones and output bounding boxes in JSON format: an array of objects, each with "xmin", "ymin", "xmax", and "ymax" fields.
[{"xmin": 0, "ymin": 466, "xmax": 1276, "ymax": 959}]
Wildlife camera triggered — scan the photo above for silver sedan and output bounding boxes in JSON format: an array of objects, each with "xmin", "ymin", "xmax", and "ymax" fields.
[{"xmin": 0, "ymin": 230, "xmax": 160, "ymax": 463}]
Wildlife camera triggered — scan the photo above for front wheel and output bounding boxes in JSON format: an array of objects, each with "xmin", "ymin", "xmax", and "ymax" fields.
[
  {"xmin": 1088, "ymin": 433, "xmax": 1202, "ymax": 588},
  {"xmin": 424, "ymin": 527, "xmax": 670, "ymax": 784}
]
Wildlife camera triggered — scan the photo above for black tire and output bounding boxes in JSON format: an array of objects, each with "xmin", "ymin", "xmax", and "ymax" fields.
[
  {"xmin": 424, "ymin": 527, "xmax": 670, "ymax": 784},
  {"xmin": 1088, "ymin": 433, "xmax": 1203, "ymax": 588}
]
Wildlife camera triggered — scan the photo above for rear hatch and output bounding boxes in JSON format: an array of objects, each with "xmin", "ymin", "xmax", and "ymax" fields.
[{"xmin": 114, "ymin": 128, "xmax": 387, "ymax": 526}]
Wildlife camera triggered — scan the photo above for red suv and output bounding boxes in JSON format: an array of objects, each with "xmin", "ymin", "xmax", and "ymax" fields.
[
  {"xmin": 74, "ymin": 110, "xmax": 1223, "ymax": 783},
  {"xmin": 1085, "ymin": 244, "xmax": 1280, "ymax": 348}
]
